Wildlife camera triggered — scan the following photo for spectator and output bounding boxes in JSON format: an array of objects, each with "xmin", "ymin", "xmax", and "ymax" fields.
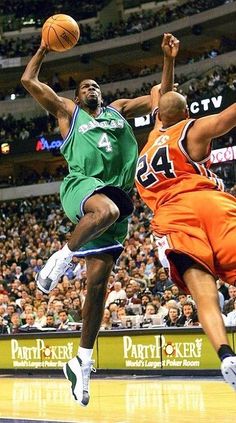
[
  {"xmin": 223, "ymin": 286, "xmax": 236, "ymax": 315},
  {"xmin": 141, "ymin": 293, "xmax": 152, "ymax": 314},
  {"xmin": 57, "ymin": 309, "xmax": 74, "ymax": 331},
  {"xmin": 9, "ymin": 312, "xmax": 21, "ymax": 333},
  {"xmin": 171, "ymin": 285, "xmax": 180, "ymax": 300},
  {"xmin": 19, "ymin": 127, "xmax": 30, "ymax": 141},
  {"xmin": 225, "ymin": 300, "xmax": 236, "ymax": 326},
  {"xmin": 129, "ymin": 279, "xmax": 142, "ymax": 298},
  {"xmin": 145, "ymin": 303, "xmax": 157, "ymax": 316},
  {"xmin": 161, "ymin": 289, "xmax": 174, "ymax": 305},
  {"xmin": 151, "ymin": 294, "xmax": 168, "ymax": 318},
  {"xmin": 165, "ymin": 306, "xmax": 181, "ymax": 327},
  {"xmin": 0, "ymin": 316, "xmax": 10, "ymax": 334},
  {"xmin": 19, "ymin": 313, "xmax": 41, "ymax": 331},
  {"xmin": 177, "ymin": 293, "xmax": 188, "ymax": 308},
  {"xmin": 217, "ymin": 279, "xmax": 230, "ymax": 301},
  {"xmin": 177, "ymin": 302, "xmax": 200, "ymax": 327},
  {"xmin": 218, "ymin": 291, "xmax": 225, "ymax": 312},
  {"xmin": 20, "ymin": 304, "xmax": 35, "ymax": 324},
  {"xmin": 117, "ymin": 307, "xmax": 127, "ymax": 320},
  {"xmin": 152, "ymin": 268, "xmax": 173, "ymax": 295},
  {"xmin": 100, "ymin": 308, "xmax": 112, "ymax": 330},
  {"xmin": 3, "ymin": 304, "xmax": 16, "ymax": 324},
  {"xmin": 124, "ymin": 285, "xmax": 142, "ymax": 306},
  {"xmin": 35, "ymin": 306, "xmax": 47, "ymax": 327},
  {"xmin": 68, "ymin": 297, "xmax": 82, "ymax": 322},
  {"xmin": 42, "ymin": 313, "xmax": 57, "ymax": 329},
  {"xmin": 0, "ymin": 283, "xmax": 8, "ymax": 295},
  {"xmin": 108, "ymin": 302, "xmax": 119, "ymax": 323},
  {"xmin": 105, "ymin": 281, "xmax": 127, "ymax": 307}
]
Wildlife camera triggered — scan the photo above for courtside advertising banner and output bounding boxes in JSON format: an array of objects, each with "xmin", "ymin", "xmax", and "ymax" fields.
[
  {"xmin": 0, "ymin": 336, "xmax": 82, "ymax": 369},
  {"xmin": 0, "ymin": 330, "xmax": 234, "ymax": 370},
  {"xmin": 97, "ymin": 332, "xmax": 230, "ymax": 370}
]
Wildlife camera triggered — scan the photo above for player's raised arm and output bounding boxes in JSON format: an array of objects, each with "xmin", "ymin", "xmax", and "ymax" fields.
[
  {"xmin": 110, "ymin": 95, "xmax": 151, "ymax": 119},
  {"xmin": 186, "ymin": 103, "xmax": 236, "ymax": 161},
  {"xmin": 160, "ymin": 33, "xmax": 179, "ymax": 95},
  {"xmin": 21, "ymin": 40, "xmax": 74, "ymax": 120},
  {"xmin": 151, "ymin": 33, "xmax": 179, "ymax": 129}
]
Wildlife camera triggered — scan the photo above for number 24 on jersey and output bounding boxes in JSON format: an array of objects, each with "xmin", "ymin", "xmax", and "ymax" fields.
[{"xmin": 136, "ymin": 145, "xmax": 176, "ymax": 188}]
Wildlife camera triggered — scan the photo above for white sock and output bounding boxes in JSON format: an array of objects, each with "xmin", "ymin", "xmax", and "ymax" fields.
[
  {"xmin": 60, "ymin": 243, "xmax": 74, "ymax": 259},
  {"xmin": 78, "ymin": 346, "xmax": 93, "ymax": 363}
]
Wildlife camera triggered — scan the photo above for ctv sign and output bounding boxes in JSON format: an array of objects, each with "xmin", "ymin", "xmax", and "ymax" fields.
[
  {"xmin": 190, "ymin": 95, "xmax": 222, "ymax": 114},
  {"xmin": 36, "ymin": 136, "xmax": 63, "ymax": 151},
  {"xmin": 134, "ymin": 95, "xmax": 224, "ymax": 127}
]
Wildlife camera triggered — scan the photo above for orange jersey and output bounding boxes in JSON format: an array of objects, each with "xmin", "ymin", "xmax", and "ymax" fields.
[{"xmin": 135, "ymin": 118, "xmax": 224, "ymax": 213}]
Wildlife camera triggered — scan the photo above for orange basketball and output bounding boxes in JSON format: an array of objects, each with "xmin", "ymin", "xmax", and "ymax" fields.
[{"xmin": 42, "ymin": 14, "xmax": 80, "ymax": 52}]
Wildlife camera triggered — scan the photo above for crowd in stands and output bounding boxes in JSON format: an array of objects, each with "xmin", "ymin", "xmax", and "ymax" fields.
[
  {"xmin": 0, "ymin": 65, "xmax": 235, "ymax": 143},
  {"xmin": 0, "ymin": 112, "xmax": 59, "ymax": 144},
  {"xmin": 100, "ymin": 64, "xmax": 236, "ymax": 111},
  {"xmin": 0, "ymin": 0, "xmax": 233, "ymax": 59},
  {"xmin": 0, "ymin": 0, "xmax": 106, "ymax": 32},
  {"xmin": 1, "ymin": 37, "xmax": 235, "ymax": 102},
  {"xmin": 180, "ymin": 65, "xmax": 236, "ymax": 104},
  {"xmin": 0, "ymin": 165, "xmax": 68, "ymax": 189},
  {"xmin": 0, "ymin": 190, "xmax": 236, "ymax": 335}
]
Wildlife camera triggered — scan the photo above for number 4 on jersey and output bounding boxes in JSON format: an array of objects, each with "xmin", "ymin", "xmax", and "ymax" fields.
[
  {"xmin": 98, "ymin": 133, "xmax": 112, "ymax": 152},
  {"xmin": 136, "ymin": 146, "xmax": 176, "ymax": 188}
]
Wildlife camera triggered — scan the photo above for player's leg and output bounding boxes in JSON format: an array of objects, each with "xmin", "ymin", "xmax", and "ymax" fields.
[
  {"xmin": 80, "ymin": 253, "xmax": 114, "ymax": 348},
  {"xmin": 183, "ymin": 265, "xmax": 228, "ymax": 350},
  {"xmin": 37, "ymin": 193, "xmax": 119, "ymax": 293},
  {"xmin": 183, "ymin": 264, "xmax": 236, "ymax": 390},
  {"xmin": 63, "ymin": 253, "xmax": 114, "ymax": 406},
  {"xmin": 208, "ymin": 192, "xmax": 236, "ymax": 284},
  {"xmin": 68, "ymin": 193, "xmax": 120, "ymax": 250}
]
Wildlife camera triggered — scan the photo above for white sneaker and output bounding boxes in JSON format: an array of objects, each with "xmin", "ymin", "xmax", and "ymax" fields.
[
  {"xmin": 36, "ymin": 250, "xmax": 72, "ymax": 294},
  {"xmin": 63, "ymin": 356, "xmax": 96, "ymax": 406},
  {"xmin": 221, "ymin": 356, "xmax": 236, "ymax": 390}
]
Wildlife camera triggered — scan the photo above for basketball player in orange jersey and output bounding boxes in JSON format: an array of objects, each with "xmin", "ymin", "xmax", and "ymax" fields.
[{"xmin": 135, "ymin": 81, "xmax": 236, "ymax": 389}]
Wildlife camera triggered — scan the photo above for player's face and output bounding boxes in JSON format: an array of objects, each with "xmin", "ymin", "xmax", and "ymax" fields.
[{"xmin": 76, "ymin": 79, "xmax": 102, "ymax": 110}]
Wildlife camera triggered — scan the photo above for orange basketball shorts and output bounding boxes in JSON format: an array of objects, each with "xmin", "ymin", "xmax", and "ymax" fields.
[{"xmin": 152, "ymin": 190, "xmax": 236, "ymax": 289}]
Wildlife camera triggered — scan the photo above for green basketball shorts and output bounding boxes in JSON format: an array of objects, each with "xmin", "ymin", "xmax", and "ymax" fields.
[{"xmin": 60, "ymin": 173, "xmax": 130, "ymax": 260}]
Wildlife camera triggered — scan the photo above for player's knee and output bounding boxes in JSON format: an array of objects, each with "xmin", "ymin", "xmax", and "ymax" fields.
[{"xmin": 99, "ymin": 202, "xmax": 120, "ymax": 226}]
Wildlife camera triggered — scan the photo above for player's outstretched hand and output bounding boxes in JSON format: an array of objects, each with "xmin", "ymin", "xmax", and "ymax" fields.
[{"xmin": 161, "ymin": 33, "xmax": 180, "ymax": 58}]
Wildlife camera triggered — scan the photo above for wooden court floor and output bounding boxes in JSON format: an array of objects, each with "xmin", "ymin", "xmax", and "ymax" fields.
[{"xmin": 0, "ymin": 375, "xmax": 235, "ymax": 423}]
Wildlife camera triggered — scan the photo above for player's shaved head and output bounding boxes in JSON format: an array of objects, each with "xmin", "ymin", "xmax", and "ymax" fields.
[{"xmin": 159, "ymin": 91, "xmax": 188, "ymax": 127}]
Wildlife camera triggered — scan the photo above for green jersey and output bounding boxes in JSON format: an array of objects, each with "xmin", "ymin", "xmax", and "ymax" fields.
[{"xmin": 60, "ymin": 105, "xmax": 138, "ymax": 192}]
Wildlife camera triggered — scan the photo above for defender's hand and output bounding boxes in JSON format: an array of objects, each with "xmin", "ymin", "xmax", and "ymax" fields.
[{"xmin": 161, "ymin": 33, "xmax": 180, "ymax": 58}]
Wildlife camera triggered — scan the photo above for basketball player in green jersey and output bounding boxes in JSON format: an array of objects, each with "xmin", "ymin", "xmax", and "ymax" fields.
[{"xmin": 21, "ymin": 33, "xmax": 178, "ymax": 406}]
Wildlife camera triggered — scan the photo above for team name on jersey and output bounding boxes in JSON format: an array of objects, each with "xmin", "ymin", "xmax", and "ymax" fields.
[{"xmin": 79, "ymin": 119, "xmax": 124, "ymax": 134}]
